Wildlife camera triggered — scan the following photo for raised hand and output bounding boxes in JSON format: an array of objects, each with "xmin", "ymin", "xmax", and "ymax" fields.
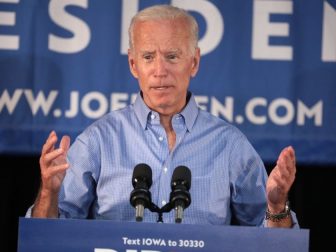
[
  {"xmin": 32, "ymin": 131, "xmax": 70, "ymax": 218},
  {"xmin": 266, "ymin": 146, "xmax": 296, "ymax": 213},
  {"xmin": 39, "ymin": 131, "xmax": 70, "ymax": 194}
]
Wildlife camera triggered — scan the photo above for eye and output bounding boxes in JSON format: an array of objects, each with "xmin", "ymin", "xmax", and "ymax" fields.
[
  {"xmin": 166, "ymin": 54, "xmax": 178, "ymax": 60},
  {"xmin": 142, "ymin": 54, "xmax": 153, "ymax": 61}
]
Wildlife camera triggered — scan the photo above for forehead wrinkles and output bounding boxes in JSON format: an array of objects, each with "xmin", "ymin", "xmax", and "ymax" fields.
[{"xmin": 133, "ymin": 19, "xmax": 191, "ymax": 51}]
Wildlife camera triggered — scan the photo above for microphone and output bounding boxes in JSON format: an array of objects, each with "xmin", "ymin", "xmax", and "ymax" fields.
[
  {"xmin": 130, "ymin": 163, "xmax": 153, "ymax": 222},
  {"xmin": 169, "ymin": 166, "xmax": 191, "ymax": 223}
]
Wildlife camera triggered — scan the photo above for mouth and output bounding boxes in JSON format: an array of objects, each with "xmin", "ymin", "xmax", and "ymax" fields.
[{"xmin": 151, "ymin": 86, "xmax": 172, "ymax": 91}]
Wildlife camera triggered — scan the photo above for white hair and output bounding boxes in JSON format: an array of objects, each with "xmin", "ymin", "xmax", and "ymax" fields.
[{"xmin": 128, "ymin": 4, "xmax": 199, "ymax": 54}]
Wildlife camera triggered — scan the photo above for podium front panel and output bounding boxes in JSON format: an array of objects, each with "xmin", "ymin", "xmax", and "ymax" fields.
[{"xmin": 18, "ymin": 218, "xmax": 309, "ymax": 252}]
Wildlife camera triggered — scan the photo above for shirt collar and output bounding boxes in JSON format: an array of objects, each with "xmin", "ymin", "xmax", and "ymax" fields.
[
  {"xmin": 133, "ymin": 91, "xmax": 199, "ymax": 132},
  {"xmin": 180, "ymin": 92, "xmax": 198, "ymax": 132},
  {"xmin": 133, "ymin": 92, "xmax": 151, "ymax": 130}
]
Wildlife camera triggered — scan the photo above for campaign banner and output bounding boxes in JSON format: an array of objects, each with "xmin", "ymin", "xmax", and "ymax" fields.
[{"xmin": 0, "ymin": 0, "xmax": 335, "ymax": 164}]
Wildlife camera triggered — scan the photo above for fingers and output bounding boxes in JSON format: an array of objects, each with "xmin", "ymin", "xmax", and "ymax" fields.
[
  {"xmin": 40, "ymin": 131, "xmax": 71, "ymax": 169},
  {"xmin": 277, "ymin": 146, "xmax": 296, "ymax": 177},
  {"xmin": 288, "ymin": 146, "xmax": 296, "ymax": 168},
  {"xmin": 41, "ymin": 131, "xmax": 57, "ymax": 156},
  {"xmin": 60, "ymin": 135, "xmax": 71, "ymax": 152},
  {"xmin": 38, "ymin": 131, "xmax": 71, "ymax": 195},
  {"xmin": 43, "ymin": 148, "xmax": 65, "ymax": 164},
  {"xmin": 41, "ymin": 162, "xmax": 69, "ymax": 178},
  {"xmin": 267, "ymin": 146, "xmax": 297, "ymax": 208},
  {"xmin": 269, "ymin": 168, "xmax": 287, "ymax": 192},
  {"xmin": 272, "ymin": 146, "xmax": 296, "ymax": 191}
]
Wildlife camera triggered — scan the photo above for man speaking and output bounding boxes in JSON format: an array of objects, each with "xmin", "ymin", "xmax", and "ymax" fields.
[{"xmin": 29, "ymin": 4, "xmax": 298, "ymax": 228}]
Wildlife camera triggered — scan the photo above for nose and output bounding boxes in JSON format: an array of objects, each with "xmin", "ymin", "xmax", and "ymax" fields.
[{"xmin": 154, "ymin": 56, "xmax": 167, "ymax": 78}]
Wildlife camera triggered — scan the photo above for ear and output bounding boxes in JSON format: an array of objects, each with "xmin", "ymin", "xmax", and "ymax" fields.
[
  {"xmin": 128, "ymin": 49, "xmax": 139, "ymax": 79},
  {"xmin": 190, "ymin": 47, "xmax": 201, "ymax": 78}
]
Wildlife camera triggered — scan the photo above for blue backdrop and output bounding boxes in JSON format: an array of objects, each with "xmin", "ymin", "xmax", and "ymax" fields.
[{"xmin": 0, "ymin": 0, "xmax": 335, "ymax": 164}]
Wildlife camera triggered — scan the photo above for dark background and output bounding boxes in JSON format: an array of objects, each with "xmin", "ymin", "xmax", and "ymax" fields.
[{"xmin": 1, "ymin": 154, "xmax": 335, "ymax": 252}]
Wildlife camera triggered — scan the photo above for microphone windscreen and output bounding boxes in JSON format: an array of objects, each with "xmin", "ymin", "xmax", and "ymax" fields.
[
  {"xmin": 171, "ymin": 166, "xmax": 191, "ymax": 190},
  {"xmin": 132, "ymin": 163, "xmax": 152, "ymax": 188}
]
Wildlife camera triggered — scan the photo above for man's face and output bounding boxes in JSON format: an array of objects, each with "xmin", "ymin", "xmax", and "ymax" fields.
[{"xmin": 128, "ymin": 18, "xmax": 200, "ymax": 116}]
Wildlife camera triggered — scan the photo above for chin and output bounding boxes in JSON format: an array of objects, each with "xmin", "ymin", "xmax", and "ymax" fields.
[
  {"xmin": 152, "ymin": 101, "xmax": 173, "ymax": 112},
  {"xmin": 155, "ymin": 102, "xmax": 171, "ymax": 110},
  {"xmin": 152, "ymin": 96, "xmax": 173, "ymax": 106},
  {"xmin": 145, "ymin": 95, "xmax": 177, "ymax": 112}
]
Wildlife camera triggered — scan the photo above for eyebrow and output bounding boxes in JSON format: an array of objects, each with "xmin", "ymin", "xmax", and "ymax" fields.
[
  {"xmin": 165, "ymin": 49, "xmax": 183, "ymax": 55},
  {"xmin": 140, "ymin": 49, "xmax": 183, "ymax": 55},
  {"xmin": 140, "ymin": 50, "xmax": 155, "ymax": 54}
]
